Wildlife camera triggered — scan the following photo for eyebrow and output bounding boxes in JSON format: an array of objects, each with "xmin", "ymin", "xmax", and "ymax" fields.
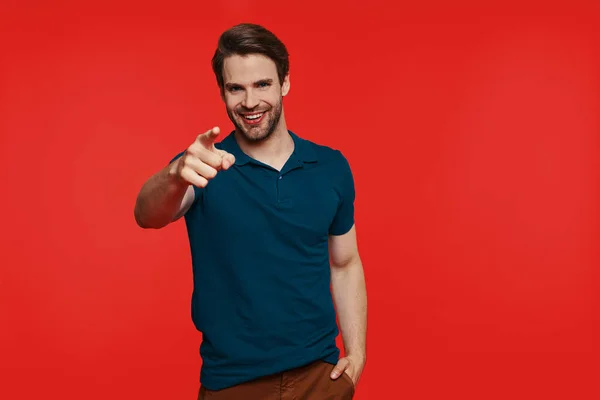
[{"xmin": 225, "ymin": 78, "xmax": 274, "ymax": 89}]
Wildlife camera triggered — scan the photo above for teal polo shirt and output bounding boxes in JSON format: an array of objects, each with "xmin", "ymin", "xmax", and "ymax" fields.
[{"xmin": 171, "ymin": 130, "xmax": 355, "ymax": 390}]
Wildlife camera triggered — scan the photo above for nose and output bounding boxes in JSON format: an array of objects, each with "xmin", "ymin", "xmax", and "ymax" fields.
[{"xmin": 242, "ymin": 89, "xmax": 259, "ymax": 109}]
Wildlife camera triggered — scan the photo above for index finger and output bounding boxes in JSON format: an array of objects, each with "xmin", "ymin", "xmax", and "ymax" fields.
[{"xmin": 197, "ymin": 126, "xmax": 220, "ymax": 147}]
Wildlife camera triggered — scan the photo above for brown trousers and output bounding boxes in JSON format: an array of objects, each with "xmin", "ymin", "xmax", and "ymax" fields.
[{"xmin": 198, "ymin": 360, "xmax": 355, "ymax": 399}]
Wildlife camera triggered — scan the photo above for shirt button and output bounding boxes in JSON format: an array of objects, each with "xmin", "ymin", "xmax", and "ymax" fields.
[{"xmin": 279, "ymin": 176, "xmax": 282, "ymax": 180}]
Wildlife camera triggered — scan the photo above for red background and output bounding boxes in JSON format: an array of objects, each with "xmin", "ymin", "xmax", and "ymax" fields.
[{"xmin": 1, "ymin": 1, "xmax": 599, "ymax": 399}]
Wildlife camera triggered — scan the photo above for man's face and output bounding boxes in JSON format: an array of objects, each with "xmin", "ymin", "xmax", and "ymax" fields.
[{"xmin": 221, "ymin": 54, "xmax": 290, "ymax": 142}]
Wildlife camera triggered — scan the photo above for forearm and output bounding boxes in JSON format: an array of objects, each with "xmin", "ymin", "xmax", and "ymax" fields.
[
  {"xmin": 134, "ymin": 162, "xmax": 189, "ymax": 229},
  {"xmin": 331, "ymin": 257, "xmax": 367, "ymax": 362}
]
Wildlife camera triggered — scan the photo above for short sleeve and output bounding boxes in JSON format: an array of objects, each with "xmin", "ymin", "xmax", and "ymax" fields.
[{"xmin": 329, "ymin": 151, "xmax": 356, "ymax": 236}]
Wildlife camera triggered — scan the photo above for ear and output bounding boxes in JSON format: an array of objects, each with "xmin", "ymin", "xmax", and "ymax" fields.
[{"xmin": 281, "ymin": 74, "xmax": 290, "ymax": 97}]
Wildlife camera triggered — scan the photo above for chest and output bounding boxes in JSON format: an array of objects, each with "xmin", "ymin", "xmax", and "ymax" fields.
[{"xmin": 198, "ymin": 166, "xmax": 340, "ymax": 244}]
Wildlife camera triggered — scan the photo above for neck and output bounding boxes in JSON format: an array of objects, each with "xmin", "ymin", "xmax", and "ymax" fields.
[{"xmin": 235, "ymin": 113, "xmax": 294, "ymax": 170}]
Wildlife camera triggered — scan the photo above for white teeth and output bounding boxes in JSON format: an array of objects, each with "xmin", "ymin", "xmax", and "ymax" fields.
[{"xmin": 244, "ymin": 113, "xmax": 263, "ymax": 120}]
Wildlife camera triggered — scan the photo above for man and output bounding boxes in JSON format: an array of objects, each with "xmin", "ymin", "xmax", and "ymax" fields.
[{"xmin": 134, "ymin": 23, "xmax": 367, "ymax": 399}]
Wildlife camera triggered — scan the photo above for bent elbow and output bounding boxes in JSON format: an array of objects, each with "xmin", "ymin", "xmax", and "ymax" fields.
[{"xmin": 134, "ymin": 208, "xmax": 157, "ymax": 229}]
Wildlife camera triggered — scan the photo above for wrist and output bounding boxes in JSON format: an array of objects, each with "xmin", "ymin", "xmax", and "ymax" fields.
[{"xmin": 346, "ymin": 352, "xmax": 366, "ymax": 366}]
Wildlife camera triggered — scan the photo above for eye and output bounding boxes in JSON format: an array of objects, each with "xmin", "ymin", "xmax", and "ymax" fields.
[
  {"xmin": 230, "ymin": 86, "xmax": 241, "ymax": 92},
  {"xmin": 258, "ymin": 81, "xmax": 271, "ymax": 88}
]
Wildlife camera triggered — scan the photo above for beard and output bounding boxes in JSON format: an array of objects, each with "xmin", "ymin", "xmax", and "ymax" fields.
[{"xmin": 227, "ymin": 98, "xmax": 283, "ymax": 143}]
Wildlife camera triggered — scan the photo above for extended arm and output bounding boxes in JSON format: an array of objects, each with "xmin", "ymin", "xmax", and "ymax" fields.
[
  {"xmin": 133, "ymin": 126, "xmax": 236, "ymax": 229},
  {"xmin": 134, "ymin": 161, "xmax": 195, "ymax": 229}
]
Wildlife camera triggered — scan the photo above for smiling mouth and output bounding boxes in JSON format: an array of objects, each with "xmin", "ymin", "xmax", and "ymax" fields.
[{"xmin": 240, "ymin": 112, "xmax": 265, "ymax": 125}]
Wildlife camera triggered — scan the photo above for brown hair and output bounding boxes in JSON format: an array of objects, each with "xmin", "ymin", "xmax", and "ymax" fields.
[{"xmin": 212, "ymin": 23, "xmax": 289, "ymax": 91}]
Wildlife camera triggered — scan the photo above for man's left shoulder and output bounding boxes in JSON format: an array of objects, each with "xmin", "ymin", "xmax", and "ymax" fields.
[{"xmin": 297, "ymin": 135, "xmax": 350, "ymax": 166}]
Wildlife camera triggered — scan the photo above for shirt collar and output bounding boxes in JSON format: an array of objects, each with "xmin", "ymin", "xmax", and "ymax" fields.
[{"xmin": 220, "ymin": 130, "xmax": 317, "ymax": 166}]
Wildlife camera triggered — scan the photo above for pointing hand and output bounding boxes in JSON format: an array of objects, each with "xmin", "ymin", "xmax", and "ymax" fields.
[{"xmin": 172, "ymin": 127, "xmax": 236, "ymax": 188}]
